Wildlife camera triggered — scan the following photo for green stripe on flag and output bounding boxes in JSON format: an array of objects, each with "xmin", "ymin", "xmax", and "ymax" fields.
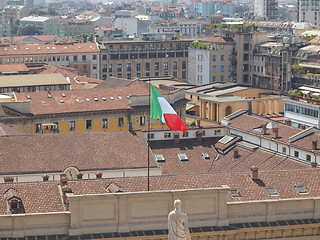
[{"xmin": 150, "ymin": 84, "xmax": 163, "ymax": 120}]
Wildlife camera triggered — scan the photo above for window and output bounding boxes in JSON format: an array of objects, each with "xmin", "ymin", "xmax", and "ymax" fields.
[
  {"xmin": 137, "ymin": 63, "xmax": 141, "ymax": 71},
  {"xmin": 127, "ymin": 63, "xmax": 131, "ymax": 71},
  {"xmin": 82, "ymin": 55, "xmax": 86, "ymax": 61},
  {"xmin": 155, "ymin": 154, "xmax": 165, "ymax": 162},
  {"xmin": 146, "ymin": 62, "xmax": 150, "ymax": 71},
  {"xmin": 118, "ymin": 117, "xmax": 124, "ymax": 128},
  {"xmin": 306, "ymin": 154, "xmax": 311, "ymax": 162},
  {"xmin": 147, "ymin": 133, "xmax": 154, "ymax": 139},
  {"xmin": 117, "ymin": 64, "xmax": 122, "ymax": 72},
  {"xmin": 93, "ymin": 64, "xmax": 97, "ymax": 70},
  {"xmin": 182, "ymin": 71, "xmax": 186, "ymax": 79},
  {"xmin": 213, "ymin": 65, "xmax": 216, "ymax": 72},
  {"xmin": 294, "ymin": 151, "xmax": 299, "ymax": 158},
  {"xmin": 173, "ymin": 61, "xmax": 177, "ymax": 70},
  {"xmin": 213, "ymin": 55, "xmax": 216, "ymax": 61},
  {"xmin": 183, "ymin": 131, "xmax": 189, "ymax": 137},
  {"xmin": 103, "ymin": 55, "xmax": 107, "ymax": 60},
  {"xmin": 164, "ymin": 62, "xmax": 168, "ymax": 70},
  {"xmin": 86, "ymin": 120, "xmax": 92, "ymax": 130},
  {"xmin": 267, "ymin": 187, "xmax": 278, "ymax": 195},
  {"xmin": 69, "ymin": 121, "xmax": 76, "ymax": 131},
  {"xmin": 73, "ymin": 56, "xmax": 77, "ymax": 61},
  {"xmin": 221, "ymin": 65, "xmax": 225, "ymax": 72},
  {"xmin": 139, "ymin": 116, "xmax": 146, "ymax": 126},
  {"xmin": 182, "ymin": 61, "xmax": 186, "ymax": 69},
  {"xmin": 202, "ymin": 153, "xmax": 210, "ymax": 160},
  {"xmin": 214, "ymin": 129, "xmax": 221, "ymax": 135},
  {"xmin": 102, "ymin": 119, "xmax": 108, "ymax": 129},
  {"xmin": 164, "ymin": 133, "xmax": 171, "ymax": 138},
  {"xmin": 282, "ymin": 147, "xmax": 286, "ymax": 153},
  {"xmin": 296, "ymin": 186, "xmax": 307, "ymax": 194},
  {"xmin": 221, "ymin": 55, "xmax": 224, "ymax": 61},
  {"xmin": 178, "ymin": 153, "xmax": 188, "ymax": 161},
  {"xmin": 109, "ymin": 64, "xmax": 112, "ymax": 72},
  {"xmin": 35, "ymin": 123, "xmax": 42, "ymax": 133},
  {"xmin": 155, "ymin": 62, "xmax": 159, "ymax": 70},
  {"xmin": 173, "ymin": 71, "xmax": 177, "ymax": 77}
]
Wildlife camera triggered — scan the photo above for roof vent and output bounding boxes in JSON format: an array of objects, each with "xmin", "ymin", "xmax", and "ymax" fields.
[
  {"xmin": 106, "ymin": 183, "xmax": 122, "ymax": 193},
  {"xmin": 42, "ymin": 100, "xmax": 46, "ymax": 104},
  {"xmin": 101, "ymin": 97, "xmax": 107, "ymax": 101},
  {"xmin": 202, "ymin": 153, "xmax": 210, "ymax": 160},
  {"xmin": 85, "ymin": 98, "xmax": 90, "ymax": 102},
  {"xmin": 110, "ymin": 97, "xmax": 115, "ymax": 100},
  {"xmin": 118, "ymin": 96, "xmax": 122, "ymax": 100},
  {"xmin": 93, "ymin": 97, "xmax": 98, "ymax": 101},
  {"xmin": 59, "ymin": 99, "xmax": 64, "ymax": 103}
]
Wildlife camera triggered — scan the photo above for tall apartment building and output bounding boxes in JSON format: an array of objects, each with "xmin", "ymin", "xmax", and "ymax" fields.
[
  {"xmin": 196, "ymin": 0, "xmax": 234, "ymax": 17},
  {"xmin": 99, "ymin": 37, "xmax": 192, "ymax": 81},
  {"xmin": 0, "ymin": 42, "xmax": 100, "ymax": 79},
  {"xmin": 254, "ymin": 0, "xmax": 277, "ymax": 20},
  {"xmin": 188, "ymin": 36, "xmax": 235, "ymax": 85},
  {"xmin": 298, "ymin": 0, "xmax": 320, "ymax": 25}
]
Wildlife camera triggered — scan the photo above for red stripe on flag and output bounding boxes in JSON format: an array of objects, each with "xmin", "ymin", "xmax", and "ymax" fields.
[{"xmin": 163, "ymin": 113, "xmax": 188, "ymax": 133}]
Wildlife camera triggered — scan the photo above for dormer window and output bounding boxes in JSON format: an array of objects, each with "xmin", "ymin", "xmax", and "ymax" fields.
[
  {"xmin": 4, "ymin": 188, "xmax": 24, "ymax": 214},
  {"xmin": 10, "ymin": 200, "xmax": 19, "ymax": 210}
]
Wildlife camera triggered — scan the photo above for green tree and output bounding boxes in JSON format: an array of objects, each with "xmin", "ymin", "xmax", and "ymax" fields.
[
  {"xmin": 48, "ymin": 7, "xmax": 56, "ymax": 16},
  {"xmin": 20, "ymin": 25, "xmax": 40, "ymax": 36}
]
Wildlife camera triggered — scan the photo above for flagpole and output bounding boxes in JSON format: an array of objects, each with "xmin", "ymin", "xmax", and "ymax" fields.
[{"xmin": 147, "ymin": 78, "xmax": 151, "ymax": 191}]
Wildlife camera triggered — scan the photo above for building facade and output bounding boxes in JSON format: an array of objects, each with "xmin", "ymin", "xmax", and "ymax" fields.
[
  {"xmin": 254, "ymin": 0, "xmax": 277, "ymax": 20},
  {"xmin": 99, "ymin": 39, "xmax": 191, "ymax": 81},
  {"xmin": 298, "ymin": 0, "xmax": 320, "ymax": 26}
]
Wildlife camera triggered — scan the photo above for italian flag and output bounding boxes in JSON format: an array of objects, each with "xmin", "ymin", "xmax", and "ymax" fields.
[{"xmin": 150, "ymin": 84, "xmax": 188, "ymax": 133}]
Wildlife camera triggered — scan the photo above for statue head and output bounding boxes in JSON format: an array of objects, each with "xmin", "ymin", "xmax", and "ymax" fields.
[{"xmin": 174, "ymin": 199, "xmax": 181, "ymax": 211}]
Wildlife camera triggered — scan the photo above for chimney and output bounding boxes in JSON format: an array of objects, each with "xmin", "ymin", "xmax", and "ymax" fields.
[
  {"xmin": 60, "ymin": 173, "xmax": 67, "ymax": 179},
  {"xmin": 76, "ymin": 173, "xmax": 83, "ymax": 179},
  {"xmin": 250, "ymin": 166, "xmax": 259, "ymax": 180},
  {"xmin": 233, "ymin": 149, "xmax": 239, "ymax": 158},
  {"xmin": 311, "ymin": 161, "xmax": 317, "ymax": 168},
  {"xmin": 196, "ymin": 131, "xmax": 202, "ymax": 142},
  {"xmin": 247, "ymin": 102, "xmax": 252, "ymax": 115},
  {"xmin": 96, "ymin": 172, "xmax": 103, "ymax": 179},
  {"xmin": 301, "ymin": 124, "xmax": 306, "ymax": 130},
  {"xmin": 286, "ymin": 119, "xmax": 291, "ymax": 126},
  {"xmin": 272, "ymin": 127, "xmax": 279, "ymax": 139},
  {"xmin": 197, "ymin": 118, "xmax": 201, "ymax": 128},
  {"xmin": 94, "ymin": 34, "xmax": 99, "ymax": 43},
  {"xmin": 262, "ymin": 124, "xmax": 267, "ymax": 135},
  {"xmin": 312, "ymin": 140, "xmax": 318, "ymax": 150},
  {"xmin": 174, "ymin": 133, "xmax": 180, "ymax": 144},
  {"xmin": 42, "ymin": 174, "xmax": 49, "ymax": 181},
  {"xmin": 4, "ymin": 177, "xmax": 14, "ymax": 183},
  {"xmin": 128, "ymin": 120, "xmax": 134, "ymax": 133}
]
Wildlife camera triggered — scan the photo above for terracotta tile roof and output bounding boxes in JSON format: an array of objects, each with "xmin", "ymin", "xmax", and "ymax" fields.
[
  {"xmin": 0, "ymin": 35, "xmax": 59, "ymax": 44},
  {"xmin": 15, "ymin": 81, "xmax": 163, "ymax": 115},
  {"xmin": 201, "ymin": 36, "xmax": 235, "ymax": 44},
  {"xmin": 293, "ymin": 132, "xmax": 320, "ymax": 154},
  {"xmin": 0, "ymin": 123, "xmax": 26, "ymax": 136},
  {"xmin": 149, "ymin": 137, "xmax": 220, "ymax": 175},
  {"xmin": 228, "ymin": 114, "xmax": 301, "ymax": 143},
  {"xmin": 0, "ymin": 42, "xmax": 99, "ymax": 55},
  {"xmin": 64, "ymin": 167, "xmax": 320, "ymax": 202},
  {"xmin": 39, "ymin": 65, "xmax": 103, "ymax": 89},
  {"xmin": 0, "ymin": 181, "xmax": 64, "ymax": 214},
  {"xmin": 0, "ymin": 131, "xmax": 157, "ymax": 174},
  {"xmin": 0, "ymin": 64, "xmax": 30, "ymax": 73}
]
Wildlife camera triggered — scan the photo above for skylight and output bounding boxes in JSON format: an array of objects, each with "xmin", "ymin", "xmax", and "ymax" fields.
[
  {"xmin": 202, "ymin": 153, "xmax": 210, "ymax": 160},
  {"xmin": 26, "ymin": 95, "xmax": 31, "ymax": 99},
  {"xmin": 52, "ymin": 46, "xmax": 56, "ymax": 49},
  {"xmin": 59, "ymin": 99, "xmax": 64, "ymax": 103},
  {"xmin": 230, "ymin": 189, "xmax": 241, "ymax": 198},
  {"xmin": 118, "ymin": 96, "xmax": 122, "ymax": 100},
  {"xmin": 267, "ymin": 187, "xmax": 278, "ymax": 195},
  {"xmin": 93, "ymin": 97, "xmax": 98, "ymax": 101},
  {"xmin": 46, "ymin": 47, "xmax": 50, "ymax": 49},
  {"xmin": 38, "ymin": 47, "xmax": 41, "ymax": 50},
  {"xmin": 25, "ymin": 47, "xmax": 29, "ymax": 50},
  {"xmin": 42, "ymin": 100, "xmax": 46, "ymax": 104},
  {"xmin": 85, "ymin": 98, "xmax": 90, "ymax": 102},
  {"xmin": 127, "ymin": 96, "xmax": 130, "ymax": 99},
  {"xmin": 154, "ymin": 154, "xmax": 165, "ymax": 162},
  {"xmin": 110, "ymin": 97, "xmax": 115, "ymax": 100},
  {"xmin": 64, "ymin": 46, "xmax": 67, "ymax": 49},
  {"xmin": 296, "ymin": 186, "xmax": 307, "ymax": 194},
  {"xmin": 47, "ymin": 93, "xmax": 52, "ymax": 98},
  {"xmin": 178, "ymin": 153, "xmax": 188, "ymax": 161},
  {"xmin": 101, "ymin": 97, "xmax": 107, "ymax": 101},
  {"xmin": 61, "ymin": 93, "xmax": 66, "ymax": 97},
  {"xmin": 4, "ymin": 48, "xmax": 7, "ymax": 51},
  {"xmin": 75, "ymin": 98, "xmax": 80, "ymax": 103},
  {"xmin": 13, "ymin": 48, "xmax": 16, "ymax": 50},
  {"xmin": 78, "ymin": 46, "xmax": 81, "ymax": 49}
]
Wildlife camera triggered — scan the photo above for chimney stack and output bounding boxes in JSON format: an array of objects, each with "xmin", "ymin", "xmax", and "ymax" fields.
[
  {"xmin": 76, "ymin": 173, "xmax": 83, "ymax": 179},
  {"xmin": 196, "ymin": 131, "xmax": 202, "ymax": 142},
  {"xmin": 233, "ymin": 149, "xmax": 239, "ymax": 158},
  {"xmin": 272, "ymin": 127, "xmax": 279, "ymax": 139},
  {"xmin": 311, "ymin": 161, "xmax": 317, "ymax": 168},
  {"xmin": 174, "ymin": 133, "xmax": 180, "ymax": 144},
  {"xmin": 301, "ymin": 124, "xmax": 306, "ymax": 130},
  {"xmin": 60, "ymin": 177, "xmax": 68, "ymax": 186},
  {"xmin": 250, "ymin": 166, "xmax": 259, "ymax": 180},
  {"xmin": 42, "ymin": 174, "xmax": 49, "ymax": 181},
  {"xmin": 4, "ymin": 177, "xmax": 14, "ymax": 183},
  {"xmin": 61, "ymin": 185, "xmax": 72, "ymax": 210},
  {"xmin": 286, "ymin": 119, "xmax": 291, "ymax": 126},
  {"xmin": 96, "ymin": 172, "xmax": 103, "ymax": 179},
  {"xmin": 312, "ymin": 140, "xmax": 318, "ymax": 150},
  {"xmin": 262, "ymin": 124, "xmax": 267, "ymax": 135}
]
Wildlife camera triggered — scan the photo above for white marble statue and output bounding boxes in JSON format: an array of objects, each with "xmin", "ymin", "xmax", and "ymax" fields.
[{"xmin": 168, "ymin": 199, "xmax": 191, "ymax": 240}]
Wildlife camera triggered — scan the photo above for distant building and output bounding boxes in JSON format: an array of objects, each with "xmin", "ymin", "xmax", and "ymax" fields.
[
  {"xmin": 113, "ymin": 17, "xmax": 149, "ymax": 38},
  {"xmin": 196, "ymin": 0, "xmax": 234, "ymax": 17},
  {"xmin": 298, "ymin": 0, "xmax": 320, "ymax": 26},
  {"xmin": 44, "ymin": 17, "xmax": 95, "ymax": 38},
  {"xmin": 254, "ymin": 0, "xmax": 277, "ymax": 20},
  {"xmin": 19, "ymin": 16, "xmax": 49, "ymax": 34}
]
